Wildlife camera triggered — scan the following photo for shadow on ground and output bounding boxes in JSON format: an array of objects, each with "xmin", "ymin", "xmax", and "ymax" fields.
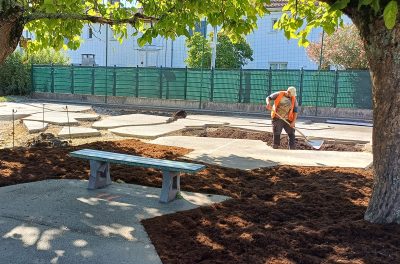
[{"xmin": 0, "ymin": 139, "xmax": 398, "ymax": 264}]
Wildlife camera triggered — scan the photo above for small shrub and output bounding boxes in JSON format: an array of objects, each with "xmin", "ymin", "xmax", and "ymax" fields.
[{"xmin": 0, "ymin": 49, "xmax": 70, "ymax": 96}]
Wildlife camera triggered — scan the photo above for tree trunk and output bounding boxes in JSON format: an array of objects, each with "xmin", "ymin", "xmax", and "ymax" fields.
[
  {"xmin": 350, "ymin": 10, "xmax": 400, "ymax": 224},
  {"xmin": 0, "ymin": 4, "xmax": 24, "ymax": 64}
]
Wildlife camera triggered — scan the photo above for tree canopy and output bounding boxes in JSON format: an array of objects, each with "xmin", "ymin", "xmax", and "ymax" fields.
[
  {"xmin": 306, "ymin": 24, "xmax": 368, "ymax": 69},
  {"xmin": 185, "ymin": 32, "xmax": 253, "ymax": 69}
]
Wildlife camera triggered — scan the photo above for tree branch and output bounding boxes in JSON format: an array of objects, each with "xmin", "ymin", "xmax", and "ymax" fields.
[{"xmin": 23, "ymin": 12, "xmax": 157, "ymax": 25}]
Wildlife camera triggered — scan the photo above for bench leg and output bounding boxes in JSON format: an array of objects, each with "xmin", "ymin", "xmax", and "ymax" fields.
[
  {"xmin": 160, "ymin": 171, "xmax": 180, "ymax": 203},
  {"xmin": 88, "ymin": 160, "xmax": 111, "ymax": 189}
]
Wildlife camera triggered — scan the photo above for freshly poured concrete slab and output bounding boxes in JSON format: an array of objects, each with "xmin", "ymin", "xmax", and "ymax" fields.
[
  {"xmin": 150, "ymin": 136, "xmax": 251, "ymax": 152},
  {"xmin": 176, "ymin": 119, "xmax": 227, "ymax": 128},
  {"xmin": 151, "ymin": 137, "xmax": 279, "ymax": 169},
  {"xmin": 294, "ymin": 124, "xmax": 372, "ymax": 143},
  {"xmin": 245, "ymin": 121, "xmax": 332, "ymax": 130},
  {"xmin": 69, "ymin": 113, "xmax": 101, "ymax": 121},
  {"xmin": 187, "ymin": 115, "xmax": 262, "ymax": 126},
  {"xmin": 58, "ymin": 127, "xmax": 101, "ymax": 138},
  {"xmin": 22, "ymin": 112, "xmax": 79, "ymax": 125},
  {"xmin": 151, "ymin": 136, "xmax": 373, "ymax": 169},
  {"xmin": 0, "ymin": 102, "xmax": 40, "ymax": 120},
  {"xmin": 186, "ymin": 148, "xmax": 372, "ymax": 169},
  {"xmin": 0, "ymin": 180, "xmax": 229, "ymax": 264},
  {"xmin": 27, "ymin": 103, "xmax": 92, "ymax": 112},
  {"xmin": 229, "ymin": 122, "xmax": 371, "ymax": 143},
  {"xmin": 23, "ymin": 120, "xmax": 48, "ymax": 134},
  {"xmin": 0, "ymin": 102, "xmax": 91, "ymax": 122},
  {"xmin": 110, "ymin": 123, "xmax": 186, "ymax": 139},
  {"xmin": 327, "ymin": 119, "xmax": 373, "ymax": 127},
  {"xmin": 92, "ymin": 114, "xmax": 168, "ymax": 129},
  {"xmin": 0, "ymin": 112, "xmax": 33, "ymax": 121}
]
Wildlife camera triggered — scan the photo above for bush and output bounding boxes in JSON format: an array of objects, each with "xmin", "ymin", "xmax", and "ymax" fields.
[{"xmin": 0, "ymin": 49, "xmax": 70, "ymax": 95}]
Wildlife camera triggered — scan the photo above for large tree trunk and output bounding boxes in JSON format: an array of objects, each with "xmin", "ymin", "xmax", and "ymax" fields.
[
  {"xmin": 0, "ymin": 3, "xmax": 24, "ymax": 64},
  {"xmin": 348, "ymin": 10, "xmax": 400, "ymax": 224}
]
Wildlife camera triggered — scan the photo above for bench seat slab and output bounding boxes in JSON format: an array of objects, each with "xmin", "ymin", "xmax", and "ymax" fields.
[
  {"xmin": 160, "ymin": 171, "xmax": 180, "ymax": 203},
  {"xmin": 88, "ymin": 160, "xmax": 112, "ymax": 189}
]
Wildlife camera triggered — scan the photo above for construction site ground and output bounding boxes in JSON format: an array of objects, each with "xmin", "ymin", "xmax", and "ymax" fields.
[{"xmin": 0, "ymin": 100, "xmax": 394, "ymax": 264}]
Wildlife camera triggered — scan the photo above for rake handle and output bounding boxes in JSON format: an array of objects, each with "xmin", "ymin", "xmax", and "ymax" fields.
[{"xmin": 271, "ymin": 110, "xmax": 308, "ymax": 140}]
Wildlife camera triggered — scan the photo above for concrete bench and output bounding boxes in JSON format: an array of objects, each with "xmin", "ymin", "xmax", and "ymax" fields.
[{"xmin": 69, "ymin": 149, "xmax": 205, "ymax": 203}]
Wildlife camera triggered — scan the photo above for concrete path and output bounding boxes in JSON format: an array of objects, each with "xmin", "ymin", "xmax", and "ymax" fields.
[
  {"xmin": 151, "ymin": 136, "xmax": 373, "ymax": 169},
  {"xmin": 92, "ymin": 114, "xmax": 168, "ymax": 129},
  {"xmin": 104, "ymin": 113, "xmax": 371, "ymax": 144},
  {"xmin": 22, "ymin": 112, "xmax": 80, "ymax": 125},
  {"xmin": 0, "ymin": 180, "xmax": 228, "ymax": 264},
  {"xmin": 110, "ymin": 123, "xmax": 186, "ymax": 139},
  {"xmin": 23, "ymin": 120, "xmax": 48, "ymax": 134},
  {"xmin": 58, "ymin": 127, "xmax": 101, "ymax": 138},
  {"xmin": 0, "ymin": 102, "xmax": 91, "ymax": 121}
]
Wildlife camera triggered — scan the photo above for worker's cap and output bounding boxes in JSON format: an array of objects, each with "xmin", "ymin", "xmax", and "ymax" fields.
[{"xmin": 287, "ymin": 86, "xmax": 297, "ymax": 97}]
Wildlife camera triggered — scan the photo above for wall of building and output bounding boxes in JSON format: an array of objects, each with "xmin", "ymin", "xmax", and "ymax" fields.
[{"xmin": 57, "ymin": 12, "xmax": 352, "ymax": 69}]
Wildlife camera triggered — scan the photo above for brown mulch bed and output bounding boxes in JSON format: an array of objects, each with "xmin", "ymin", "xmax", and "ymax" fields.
[
  {"xmin": 178, "ymin": 127, "xmax": 364, "ymax": 152},
  {"xmin": 0, "ymin": 140, "xmax": 398, "ymax": 264}
]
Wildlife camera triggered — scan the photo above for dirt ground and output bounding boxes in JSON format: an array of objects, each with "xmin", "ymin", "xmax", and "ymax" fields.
[{"xmin": 0, "ymin": 139, "xmax": 398, "ymax": 264}]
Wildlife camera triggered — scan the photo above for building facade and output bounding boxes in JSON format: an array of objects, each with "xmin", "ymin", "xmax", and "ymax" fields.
[{"xmin": 64, "ymin": 5, "xmax": 351, "ymax": 70}]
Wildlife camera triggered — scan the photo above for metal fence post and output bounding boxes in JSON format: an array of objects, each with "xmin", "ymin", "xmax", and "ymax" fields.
[
  {"xmin": 184, "ymin": 66, "xmax": 188, "ymax": 100},
  {"xmin": 210, "ymin": 67, "xmax": 214, "ymax": 102},
  {"xmin": 91, "ymin": 66, "xmax": 95, "ymax": 95},
  {"xmin": 333, "ymin": 70, "xmax": 339, "ymax": 108},
  {"xmin": 268, "ymin": 66, "xmax": 272, "ymax": 96},
  {"xmin": 51, "ymin": 64, "xmax": 55, "ymax": 93},
  {"xmin": 105, "ymin": 66, "xmax": 108, "ymax": 104},
  {"xmin": 113, "ymin": 65, "xmax": 117, "ymax": 96},
  {"xmin": 31, "ymin": 65, "xmax": 35, "ymax": 93},
  {"xmin": 238, "ymin": 67, "xmax": 243, "ymax": 103},
  {"xmin": 70, "ymin": 64, "xmax": 75, "ymax": 94},
  {"xmin": 135, "ymin": 65, "xmax": 139, "ymax": 97},
  {"xmin": 315, "ymin": 71, "xmax": 321, "ymax": 116},
  {"xmin": 299, "ymin": 67, "xmax": 304, "ymax": 105},
  {"xmin": 159, "ymin": 66, "xmax": 163, "ymax": 99}
]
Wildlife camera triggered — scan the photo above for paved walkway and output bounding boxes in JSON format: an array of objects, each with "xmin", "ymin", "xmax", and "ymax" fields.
[
  {"xmin": 0, "ymin": 180, "xmax": 228, "ymax": 264},
  {"xmin": 151, "ymin": 136, "xmax": 372, "ymax": 169}
]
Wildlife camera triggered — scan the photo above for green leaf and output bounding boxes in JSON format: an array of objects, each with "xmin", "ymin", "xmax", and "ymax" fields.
[
  {"xmin": 330, "ymin": 0, "xmax": 350, "ymax": 11},
  {"xmin": 358, "ymin": 0, "xmax": 373, "ymax": 10},
  {"xmin": 383, "ymin": 0, "xmax": 398, "ymax": 29},
  {"xmin": 371, "ymin": 0, "xmax": 380, "ymax": 13}
]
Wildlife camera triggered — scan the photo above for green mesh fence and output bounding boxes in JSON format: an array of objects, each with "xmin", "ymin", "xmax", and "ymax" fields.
[{"xmin": 32, "ymin": 65, "xmax": 372, "ymax": 109}]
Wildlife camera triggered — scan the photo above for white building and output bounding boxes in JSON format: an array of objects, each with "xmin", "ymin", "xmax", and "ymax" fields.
[{"xmin": 65, "ymin": 3, "xmax": 350, "ymax": 70}]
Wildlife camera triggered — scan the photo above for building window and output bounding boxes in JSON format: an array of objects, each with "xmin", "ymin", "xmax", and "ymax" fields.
[
  {"xmin": 88, "ymin": 28, "xmax": 93, "ymax": 39},
  {"xmin": 81, "ymin": 54, "xmax": 96, "ymax": 66},
  {"xmin": 270, "ymin": 62, "xmax": 288, "ymax": 70},
  {"xmin": 271, "ymin": 18, "xmax": 278, "ymax": 31}
]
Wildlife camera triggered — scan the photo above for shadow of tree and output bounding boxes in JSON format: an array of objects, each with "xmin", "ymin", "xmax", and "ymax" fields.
[
  {"xmin": 143, "ymin": 163, "xmax": 400, "ymax": 264},
  {"xmin": 0, "ymin": 141, "xmax": 398, "ymax": 264}
]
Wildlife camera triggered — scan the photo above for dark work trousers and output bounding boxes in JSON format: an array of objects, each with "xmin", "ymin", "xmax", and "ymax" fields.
[{"xmin": 272, "ymin": 118, "xmax": 296, "ymax": 149}]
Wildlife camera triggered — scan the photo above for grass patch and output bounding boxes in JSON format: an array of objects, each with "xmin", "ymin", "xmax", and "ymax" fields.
[{"xmin": 0, "ymin": 96, "xmax": 14, "ymax": 102}]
